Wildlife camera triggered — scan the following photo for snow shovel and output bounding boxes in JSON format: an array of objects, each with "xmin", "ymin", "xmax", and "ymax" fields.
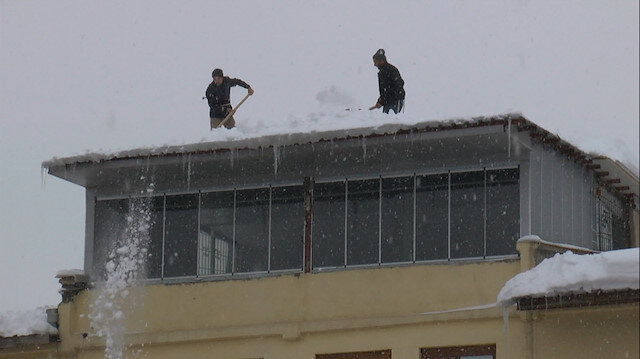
[{"xmin": 215, "ymin": 93, "xmax": 252, "ymax": 129}]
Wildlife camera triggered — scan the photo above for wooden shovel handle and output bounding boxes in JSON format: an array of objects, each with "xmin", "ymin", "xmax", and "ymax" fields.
[{"xmin": 217, "ymin": 93, "xmax": 252, "ymax": 129}]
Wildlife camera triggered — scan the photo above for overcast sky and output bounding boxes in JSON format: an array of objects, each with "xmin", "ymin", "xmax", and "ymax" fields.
[{"xmin": 1, "ymin": 0, "xmax": 638, "ymax": 311}]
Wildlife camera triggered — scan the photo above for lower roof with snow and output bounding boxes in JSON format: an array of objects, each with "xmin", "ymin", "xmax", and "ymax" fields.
[{"xmin": 497, "ymin": 246, "xmax": 640, "ymax": 308}]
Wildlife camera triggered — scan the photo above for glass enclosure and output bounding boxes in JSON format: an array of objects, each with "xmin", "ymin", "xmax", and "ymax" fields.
[{"xmin": 93, "ymin": 168, "xmax": 521, "ymax": 280}]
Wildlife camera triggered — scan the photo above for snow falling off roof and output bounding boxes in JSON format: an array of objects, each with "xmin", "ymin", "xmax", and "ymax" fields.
[
  {"xmin": 497, "ymin": 247, "xmax": 640, "ymax": 307},
  {"xmin": 0, "ymin": 307, "xmax": 57, "ymax": 338}
]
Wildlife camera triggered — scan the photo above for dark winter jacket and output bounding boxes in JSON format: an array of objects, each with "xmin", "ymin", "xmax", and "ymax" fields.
[
  {"xmin": 205, "ymin": 76, "xmax": 251, "ymax": 118},
  {"xmin": 377, "ymin": 62, "xmax": 405, "ymax": 106}
]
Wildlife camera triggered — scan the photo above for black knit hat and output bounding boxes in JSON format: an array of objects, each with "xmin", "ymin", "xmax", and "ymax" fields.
[
  {"xmin": 212, "ymin": 68, "xmax": 223, "ymax": 78},
  {"xmin": 372, "ymin": 49, "xmax": 386, "ymax": 61}
]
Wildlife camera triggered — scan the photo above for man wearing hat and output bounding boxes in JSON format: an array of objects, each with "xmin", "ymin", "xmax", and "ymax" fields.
[
  {"xmin": 369, "ymin": 49, "xmax": 405, "ymax": 114},
  {"xmin": 205, "ymin": 68, "xmax": 254, "ymax": 129}
]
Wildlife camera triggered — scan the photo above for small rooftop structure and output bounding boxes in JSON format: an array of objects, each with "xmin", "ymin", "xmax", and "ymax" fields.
[{"xmin": 42, "ymin": 113, "xmax": 639, "ymax": 283}]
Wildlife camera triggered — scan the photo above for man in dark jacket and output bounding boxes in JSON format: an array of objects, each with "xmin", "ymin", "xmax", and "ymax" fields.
[
  {"xmin": 369, "ymin": 49, "xmax": 405, "ymax": 114},
  {"xmin": 205, "ymin": 68, "xmax": 254, "ymax": 129}
]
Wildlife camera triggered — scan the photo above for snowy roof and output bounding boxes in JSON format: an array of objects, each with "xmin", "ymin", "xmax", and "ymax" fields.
[
  {"xmin": 43, "ymin": 113, "xmax": 525, "ymax": 167},
  {"xmin": 42, "ymin": 112, "xmax": 638, "ymax": 197},
  {"xmin": 0, "ymin": 307, "xmax": 57, "ymax": 338},
  {"xmin": 497, "ymin": 247, "xmax": 640, "ymax": 307}
]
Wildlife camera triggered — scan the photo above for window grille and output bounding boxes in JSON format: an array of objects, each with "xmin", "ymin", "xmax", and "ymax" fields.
[{"xmin": 595, "ymin": 186, "xmax": 629, "ymax": 251}]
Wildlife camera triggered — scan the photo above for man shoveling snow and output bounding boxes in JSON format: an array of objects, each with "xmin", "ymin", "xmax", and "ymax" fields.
[{"xmin": 205, "ymin": 68, "xmax": 254, "ymax": 130}]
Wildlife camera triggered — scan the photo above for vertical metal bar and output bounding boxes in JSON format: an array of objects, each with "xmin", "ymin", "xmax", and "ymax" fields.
[
  {"xmin": 268, "ymin": 185, "xmax": 272, "ymax": 273},
  {"xmin": 161, "ymin": 194, "xmax": 166, "ymax": 280},
  {"xmin": 560, "ymin": 161, "xmax": 564, "ymax": 241},
  {"xmin": 413, "ymin": 173, "xmax": 417, "ymax": 263},
  {"xmin": 447, "ymin": 171, "xmax": 451, "ymax": 260},
  {"xmin": 540, "ymin": 150, "xmax": 544, "ymax": 235},
  {"xmin": 303, "ymin": 177, "xmax": 313, "ymax": 273},
  {"xmin": 196, "ymin": 191, "xmax": 201, "ymax": 277},
  {"xmin": 580, "ymin": 172, "xmax": 585, "ymax": 248},
  {"xmin": 232, "ymin": 188, "xmax": 236, "ymax": 275},
  {"xmin": 550, "ymin": 152, "xmax": 554, "ymax": 238},
  {"xmin": 483, "ymin": 168, "xmax": 487, "ymax": 259},
  {"xmin": 570, "ymin": 166, "xmax": 574, "ymax": 244},
  {"xmin": 528, "ymin": 159, "xmax": 532, "ymax": 235},
  {"xmin": 378, "ymin": 176, "xmax": 382, "ymax": 265},
  {"xmin": 344, "ymin": 179, "xmax": 348, "ymax": 267}
]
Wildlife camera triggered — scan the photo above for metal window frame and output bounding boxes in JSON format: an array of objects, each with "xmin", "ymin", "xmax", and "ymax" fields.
[
  {"xmin": 160, "ymin": 194, "xmax": 166, "ymax": 279},
  {"xmin": 378, "ymin": 176, "xmax": 382, "ymax": 266},
  {"xmin": 268, "ymin": 185, "xmax": 272, "ymax": 272}
]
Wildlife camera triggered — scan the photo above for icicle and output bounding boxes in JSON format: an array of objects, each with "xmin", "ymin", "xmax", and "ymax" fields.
[
  {"xmin": 41, "ymin": 165, "xmax": 47, "ymax": 189},
  {"xmin": 273, "ymin": 145, "xmax": 279, "ymax": 175},
  {"xmin": 229, "ymin": 148, "xmax": 235, "ymax": 169},
  {"xmin": 186, "ymin": 154, "xmax": 192, "ymax": 191},
  {"xmin": 502, "ymin": 305, "xmax": 510, "ymax": 359},
  {"xmin": 361, "ymin": 136, "xmax": 367, "ymax": 161},
  {"xmin": 507, "ymin": 118, "xmax": 512, "ymax": 158}
]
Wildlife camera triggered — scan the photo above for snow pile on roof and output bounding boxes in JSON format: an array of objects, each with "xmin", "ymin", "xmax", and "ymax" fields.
[
  {"xmin": 497, "ymin": 247, "xmax": 640, "ymax": 307},
  {"xmin": 0, "ymin": 307, "xmax": 57, "ymax": 337},
  {"xmin": 42, "ymin": 111, "xmax": 518, "ymax": 167}
]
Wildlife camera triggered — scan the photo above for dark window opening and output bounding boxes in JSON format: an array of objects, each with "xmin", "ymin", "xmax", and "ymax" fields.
[
  {"xmin": 163, "ymin": 194, "xmax": 198, "ymax": 278},
  {"xmin": 234, "ymin": 188, "xmax": 270, "ymax": 273},
  {"xmin": 450, "ymin": 171, "xmax": 485, "ymax": 259},
  {"xmin": 416, "ymin": 174, "xmax": 449, "ymax": 261},
  {"xmin": 93, "ymin": 199, "xmax": 130, "ymax": 281},
  {"xmin": 486, "ymin": 168, "xmax": 520, "ymax": 256},
  {"xmin": 145, "ymin": 196, "xmax": 164, "ymax": 279},
  {"xmin": 199, "ymin": 191, "xmax": 234, "ymax": 275},
  {"xmin": 313, "ymin": 181, "xmax": 346, "ymax": 268},
  {"xmin": 270, "ymin": 185, "xmax": 304, "ymax": 271},
  {"xmin": 381, "ymin": 177, "xmax": 414, "ymax": 263},
  {"xmin": 421, "ymin": 344, "xmax": 496, "ymax": 359},
  {"xmin": 317, "ymin": 349, "xmax": 391, "ymax": 359},
  {"xmin": 347, "ymin": 179, "xmax": 380, "ymax": 265}
]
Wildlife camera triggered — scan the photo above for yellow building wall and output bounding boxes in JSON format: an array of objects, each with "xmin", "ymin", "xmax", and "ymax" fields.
[
  {"xmin": 2, "ymin": 240, "xmax": 637, "ymax": 359},
  {"xmin": 57, "ymin": 260, "xmax": 522, "ymax": 358},
  {"xmin": 532, "ymin": 304, "xmax": 639, "ymax": 359}
]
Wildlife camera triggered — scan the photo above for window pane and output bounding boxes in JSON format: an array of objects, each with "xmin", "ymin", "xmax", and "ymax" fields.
[
  {"xmin": 235, "ymin": 188, "xmax": 269, "ymax": 273},
  {"xmin": 271, "ymin": 186, "xmax": 304, "ymax": 271},
  {"xmin": 94, "ymin": 197, "xmax": 163, "ymax": 280},
  {"xmin": 312, "ymin": 182, "xmax": 346, "ymax": 268},
  {"xmin": 93, "ymin": 199, "xmax": 130, "ymax": 281},
  {"xmin": 199, "ymin": 191, "xmax": 234, "ymax": 275},
  {"xmin": 381, "ymin": 177, "xmax": 413, "ymax": 263},
  {"xmin": 450, "ymin": 171, "xmax": 485, "ymax": 258},
  {"xmin": 347, "ymin": 179, "xmax": 379, "ymax": 265},
  {"xmin": 416, "ymin": 174, "xmax": 449, "ymax": 261},
  {"xmin": 163, "ymin": 194, "xmax": 198, "ymax": 278},
  {"xmin": 486, "ymin": 168, "xmax": 520, "ymax": 256},
  {"xmin": 146, "ymin": 196, "xmax": 164, "ymax": 279}
]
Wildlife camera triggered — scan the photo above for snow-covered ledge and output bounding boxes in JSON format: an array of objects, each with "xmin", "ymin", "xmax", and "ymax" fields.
[
  {"xmin": 56, "ymin": 269, "xmax": 90, "ymax": 303},
  {"xmin": 498, "ymin": 237, "xmax": 639, "ymax": 308},
  {"xmin": 515, "ymin": 235, "xmax": 596, "ymax": 274}
]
